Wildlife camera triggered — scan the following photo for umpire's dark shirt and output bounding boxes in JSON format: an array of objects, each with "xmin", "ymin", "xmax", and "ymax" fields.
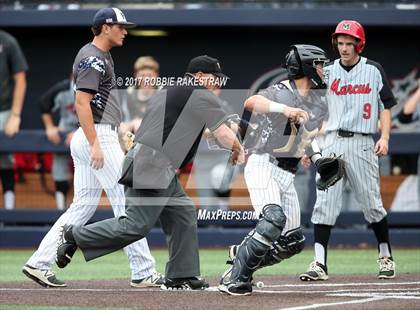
[{"xmin": 135, "ymin": 83, "xmax": 228, "ymax": 169}]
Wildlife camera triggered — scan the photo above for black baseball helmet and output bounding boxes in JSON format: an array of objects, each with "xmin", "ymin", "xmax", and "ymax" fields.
[{"xmin": 285, "ymin": 44, "xmax": 329, "ymax": 89}]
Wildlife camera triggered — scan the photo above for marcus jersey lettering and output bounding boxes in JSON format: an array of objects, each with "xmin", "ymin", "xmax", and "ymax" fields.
[{"xmin": 324, "ymin": 57, "xmax": 397, "ymax": 134}]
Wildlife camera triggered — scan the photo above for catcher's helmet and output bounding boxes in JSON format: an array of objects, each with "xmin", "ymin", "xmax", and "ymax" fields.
[
  {"xmin": 332, "ymin": 20, "xmax": 366, "ymax": 54},
  {"xmin": 285, "ymin": 44, "xmax": 329, "ymax": 89}
]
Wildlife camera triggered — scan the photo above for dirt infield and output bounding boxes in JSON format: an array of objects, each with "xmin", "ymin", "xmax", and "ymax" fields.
[{"xmin": 1, "ymin": 274, "xmax": 419, "ymax": 310}]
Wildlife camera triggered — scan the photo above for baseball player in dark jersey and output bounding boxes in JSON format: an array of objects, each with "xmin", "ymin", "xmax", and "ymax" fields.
[
  {"xmin": 23, "ymin": 8, "xmax": 163, "ymax": 289},
  {"xmin": 218, "ymin": 45, "xmax": 331, "ymax": 296},
  {"xmin": 300, "ymin": 20, "xmax": 397, "ymax": 282},
  {"xmin": 0, "ymin": 30, "xmax": 28, "ymax": 210},
  {"xmin": 39, "ymin": 77, "xmax": 78, "ymax": 210}
]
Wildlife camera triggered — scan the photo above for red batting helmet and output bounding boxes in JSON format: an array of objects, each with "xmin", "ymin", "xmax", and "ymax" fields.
[{"xmin": 332, "ymin": 20, "xmax": 366, "ymax": 54}]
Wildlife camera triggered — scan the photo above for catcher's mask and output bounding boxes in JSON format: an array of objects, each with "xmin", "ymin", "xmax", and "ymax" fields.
[{"xmin": 285, "ymin": 44, "xmax": 329, "ymax": 90}]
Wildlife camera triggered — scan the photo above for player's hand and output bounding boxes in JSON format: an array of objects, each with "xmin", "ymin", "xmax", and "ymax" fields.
[
  {"xmin": 284, "ymin": 107, "xmax": 309, "ymax": 124},
  {"xmin": 374, "ymin": 138, "xmax": 389, "ymax": 156},
  {"xmin": 4, "ymin": 114, "xmax": 21, "ymax": 137},
  {"xmin": 65, "ymin": 131, "xmax": 75, "ymax": 146},
  {"xmin": 230, "ymin": 146, "xmax": 245, "ymax": 165},
  {"xmin": 130, "ymin": 118, "xmax": 142, "ymax": 133},
  {"xmin": 90, "ymin": 140, "xmax": 104, "ymax": 170},
  {"xmin": 203, "ymin": 128, "xmax": 212, "ymax": 138},
  {"xmin": 300, "ymin": 155, "xmax": 311, "ymax": 169},
  {"xmin": 46, "ymin": 126, "xmax": 61, "ymax": 144}
]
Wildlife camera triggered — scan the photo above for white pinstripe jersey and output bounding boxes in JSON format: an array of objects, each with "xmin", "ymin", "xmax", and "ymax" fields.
[{"xmin": 324, "ymin": 57, "xmax": 397, "ymax": 134}]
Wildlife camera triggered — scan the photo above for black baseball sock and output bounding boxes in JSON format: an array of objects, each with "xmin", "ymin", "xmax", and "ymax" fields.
[
  {"xmin": 55, "ymin": 181, "xmax": 69, "ymax": 196},
  {"xmin": 314, "ymin": 224, "xmax": 333, "ymax": 267},
  {"xmin": 54, "ymin": 181, "xmax": 69, "ymax": 210},
  {"xmin": 0, "ymin": 169, "xmax": 15, "ymax": 192},
  {"xmin": 371, "ymin": 216, "xmax": 392, "ymax": 258}
]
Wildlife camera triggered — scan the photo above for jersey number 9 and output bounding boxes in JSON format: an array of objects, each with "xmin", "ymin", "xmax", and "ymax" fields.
[{"xmin": 363, "ymin": 103, "xmax": 371, "ymax": 120}]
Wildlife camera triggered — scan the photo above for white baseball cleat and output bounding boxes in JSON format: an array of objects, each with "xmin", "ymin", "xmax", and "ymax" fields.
[
  {"xmin": 299, "ymin": 261, "xmax": 329, "ymax": 281},
  {"xmin": 22, "ymin": 264, "xmax": 66, "ymax": 288}
]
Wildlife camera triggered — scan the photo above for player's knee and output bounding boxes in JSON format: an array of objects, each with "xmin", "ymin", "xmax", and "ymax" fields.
[
  {"xmin": 122, "ymin": 215, "xmax": 152, "ymax": 237},
  {"xmin": 259, "ymin": 228, "xmax": 305, "ymax": 268},
  {"xmin": 255, "ymin": 204, "xmax": 286, "ymax": 242},
  {"xmin": 276, "ymin": 228, "xmax": 306, "ymax": 259}
]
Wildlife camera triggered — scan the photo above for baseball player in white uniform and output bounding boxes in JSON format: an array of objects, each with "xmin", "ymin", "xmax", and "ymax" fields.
[
  {"xmin": 22, "ymin": 8, "xmax": 162, "ymax": 288},
  {"xmin": 219, "ymin": 45, "xmax": 331, "ymax": 296},
  {"xmin": 300, "ymin": 20, "xmax": 397, "ymax": 282}
]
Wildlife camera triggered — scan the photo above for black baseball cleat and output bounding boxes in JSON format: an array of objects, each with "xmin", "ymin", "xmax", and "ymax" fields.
[
  {"xmin": 56, "ymin": 225, "xmax": 77, "ymax": 269},
  {"xmin": 160, "ymin": 276, "xmax": 209, "ymax": 290},
  {"xmin": 218, "ymin": 281, "xmax": 252, "ymax": 296}
]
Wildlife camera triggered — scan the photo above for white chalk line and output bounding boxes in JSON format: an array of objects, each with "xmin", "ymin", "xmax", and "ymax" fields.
[
  {"xmin": 274, "ymin": 284, "xmax": 420, "ymax": 310},
  {"xmin": 328, "ymin": 291, "xmax": 420, "ymax": 299},
  {"xmin": 264, "ymin": 281, "xmax": 420, "ymax": 288},
  {"xmin": 251, "ymin": 288, "xmax": 420, "ymax": 294},
  {"xmin": 1, "ymin": 286, "xmax": 419, "ymax": 295},
  {"xmin": 279, "ymin": 297, "xmax": 386, "ymax": 310}
]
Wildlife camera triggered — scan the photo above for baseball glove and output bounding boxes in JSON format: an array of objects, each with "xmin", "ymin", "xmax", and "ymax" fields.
[
  {"xmin": 315, "ymin": 155, "xmax": 345, "ymax": 191},
  {"xmin": 121, "ymin": 131, "xmax": 136, "ymax": 153}
]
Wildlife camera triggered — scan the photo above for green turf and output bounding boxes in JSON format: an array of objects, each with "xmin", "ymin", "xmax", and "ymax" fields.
[{"xmin": 1, "ymin": 248, "xmax": 419, "ymax": 283}]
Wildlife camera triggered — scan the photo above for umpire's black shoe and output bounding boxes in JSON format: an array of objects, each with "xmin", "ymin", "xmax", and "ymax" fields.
[
  {"xmin": 161, "ymin": 276, "xmax": 209, "ymax": 290},
  {"xmin": 56, "ymin": 225, "xmax": 77, "ymax": 269},
  {"xmin": 218, "ymin": 281, "xmax": 252, "ymax": 296}
]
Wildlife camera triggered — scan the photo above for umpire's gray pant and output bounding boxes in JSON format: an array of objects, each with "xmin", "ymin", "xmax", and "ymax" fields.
[{"xmin": 72, "ymin": 177, "xmax": 200, "ymax": 278}]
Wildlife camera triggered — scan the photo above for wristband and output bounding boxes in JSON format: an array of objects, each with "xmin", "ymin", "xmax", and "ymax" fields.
[
  {"xmin": 311, "ymin": 152, "xmax": 322, "ymax": 164},
  {"xmin": 268, "ymin": 101, "xmax": 286, "ymax": 113}
]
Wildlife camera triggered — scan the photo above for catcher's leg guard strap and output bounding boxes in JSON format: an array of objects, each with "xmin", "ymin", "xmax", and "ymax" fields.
[{"xmin": 260, "ymin": 228, "xmax": 305, "ymax": 268}]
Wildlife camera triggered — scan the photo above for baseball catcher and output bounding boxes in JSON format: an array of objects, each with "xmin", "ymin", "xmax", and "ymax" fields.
[{"xmin": 218, "ymin": 44, "xmax": 343, "ymax": 296}]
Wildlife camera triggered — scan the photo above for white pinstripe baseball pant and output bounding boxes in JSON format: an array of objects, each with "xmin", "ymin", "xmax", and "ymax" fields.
[
  {"xmin": 311, "ymin": 131, "xmax": 387, "ymax": 226},
  {"xmin": 26, "ymin": 124, "xmax": 156, "ymax": 280},
  {"xmin": 244, "ymin": 153, "xmax": 301, "ymax": 235}
]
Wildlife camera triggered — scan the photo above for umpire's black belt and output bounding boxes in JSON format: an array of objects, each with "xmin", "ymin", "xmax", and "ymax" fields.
[{"xmin": 338, "ymin": 129, "xmax": 370, "ymax": 138}]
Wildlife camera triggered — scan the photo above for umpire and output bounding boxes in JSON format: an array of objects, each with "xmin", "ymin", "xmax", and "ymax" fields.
[{"xmin": 56, "ymin": 55, "xmax": 245, "ymax": 290}]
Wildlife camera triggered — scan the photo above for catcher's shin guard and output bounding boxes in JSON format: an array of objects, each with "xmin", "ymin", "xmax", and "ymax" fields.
[
  {"xmin": 229, "ymin": 231, "xmax": 271, "ymax": 283},
  {"xmin": 229, "ymin": 204, "xmax": 286, "ymax": 283}
]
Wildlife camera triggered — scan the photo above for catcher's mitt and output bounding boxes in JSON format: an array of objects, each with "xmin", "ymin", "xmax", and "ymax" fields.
[
  {"xmin": 315, "ymin": 155, "xmax": 345, "ymax": 191},
  {"xmin": 121, "ymin": 131, "xmax": 136, "ymax": 153}
]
